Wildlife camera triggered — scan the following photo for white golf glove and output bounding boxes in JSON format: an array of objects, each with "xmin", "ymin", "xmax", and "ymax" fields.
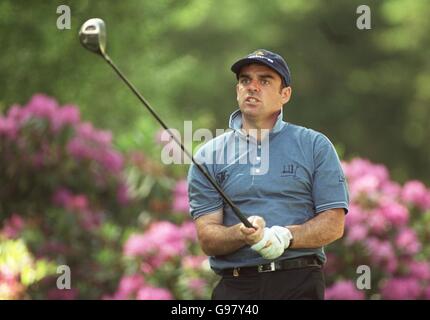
[{"xmin": 251, "ymin": 226, "xmax": 293, "ymax": 260}]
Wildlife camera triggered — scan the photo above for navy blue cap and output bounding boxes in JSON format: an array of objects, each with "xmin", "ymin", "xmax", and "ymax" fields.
[{"xmin": 231, "ymin": 49, "xmax": 291, "ymax": 86}]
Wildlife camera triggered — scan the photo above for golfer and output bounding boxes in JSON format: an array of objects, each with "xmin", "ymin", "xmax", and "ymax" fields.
[{"xmin": 187, "ymin": 49, "xmax": 349, "ymax": 300}]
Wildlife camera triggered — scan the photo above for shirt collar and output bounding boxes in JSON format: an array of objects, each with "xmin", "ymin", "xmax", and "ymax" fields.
[{"xmin": 228, "ymin": 108, "xmax": 286, "ymax": 135}]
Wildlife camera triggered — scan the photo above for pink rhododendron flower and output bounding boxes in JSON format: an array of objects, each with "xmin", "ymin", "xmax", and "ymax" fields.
[
  {"xmin": 325, "ymin": 280, "xmax": 365, "ymax": 300},
  {"xmin": 1, "ymin": 214, "xmax": 25, "ymax": 239},
  {"xmin": 0, "ymin": 117, "xmax": 18, "ymax": 140},
  {"xmin": 51, "ymin": 105, "xmax": 80, "ymax": 131},
  {"xmin": 188, "ymin": 278, "xmax": 206, "ymax": 296},
  {"xmin": 118, "ymin": 274, "xmax": 145, "ymax": 298},
  {"xmin": 395, "ymin": 228, "xmax": 421, "ymax": 255},
  {"xmin": 172, "ymin": 195, "xmax": 190, "ymax": 213},
  {"xmin": 140, "ymin": 262, "xmax": 154, "ymax": 275},
  {"xmin": 343, "ymin": 158, "xmax": 388, "ymax": 185},
  {"xmin": 380, "ymin": 202, "xmax": 409, "ymax": 227},
  {"xmin": 381, "ymin": 181, "xmax": 402, "ymax": 199},
  {"xmin": 182, "ymin": 256, "xmax": 207, "ymax": 269},
  {"xmin": 117, "ymin": 182, "xmax": 131, "ymax": 205},
  {"xmin": 346, "ymin": 224, "xmax": 368, "ymax": 243},
  {"xmin": 136, "ymin": 286, "xmax": 173, "ymax": 300},
  {"xmin": 0, "ymin": 270, "xmax": 25, "ymax": 299},
  {"xmin": 123, "ymin": 221, "xmax": 187, "ymax": 267},
  {"xmin": 408, "ymin": 261, "xmax": 430, "ymax": 280},
  {"xmin": 367, "ymin": 209, "xmax": 388, "ymax": 233},
  {"xmin": 344, "ymin": 204, "xmax": 366, "ymax": 227},
  {"xmin": 155, "ymin": 128, "xmax": 171, "ymax": 145},
  {"xmin": 172, "ymin": 180, "xmax": 189, "ymax": 212},
  {"xmin": 123, "ymin": 234, "xmax": 147, "ymax": 256},
  {"xmin": 402, "ymin": 180, "xmax": 430, "ymax": 210},
  {"xmin": 69, "ymin": 194, "xmax": 89, "ymax": 211},
  {"xmin": 26, "ymin": 94, "xmax": 58, "ymax": 120},
  {"xmin": 381, "ymin": 278, "xmax": 422, "ymax": 300},
  {"xmin": 425, "ymin": 287, "xmax": 430, "ymax": 300},
  {"xmin": 351, "ymin": 175, "xmax": 380, "ymax": 197},
  {"xmin": 99, "ymin": 150, "xmax": 124, "ymax": 174},
  {"xmin": 180, "ymin": 221, "xmax": 197, "ymax": 242}
]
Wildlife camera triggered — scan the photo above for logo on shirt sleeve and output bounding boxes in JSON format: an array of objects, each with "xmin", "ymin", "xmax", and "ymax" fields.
[{"xmin": 216, "ymin": 171, "xmax": 229, "ymax": 185}]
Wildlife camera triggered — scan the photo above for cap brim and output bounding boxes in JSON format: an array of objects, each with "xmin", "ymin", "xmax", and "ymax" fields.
[{"xmin": 231, "ymin": 58, "xmax": 277, "ymax": 76}]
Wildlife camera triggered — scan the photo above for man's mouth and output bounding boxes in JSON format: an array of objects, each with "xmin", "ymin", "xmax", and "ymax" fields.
[{"xmin": 245, "ymin": 96, "xmax": 260, "ymax": 103}]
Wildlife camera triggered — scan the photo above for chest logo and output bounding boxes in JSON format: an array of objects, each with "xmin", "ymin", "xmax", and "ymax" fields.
[{"xmin": 281, "ymin": 164, "xmax": 296, "ymax": 177}]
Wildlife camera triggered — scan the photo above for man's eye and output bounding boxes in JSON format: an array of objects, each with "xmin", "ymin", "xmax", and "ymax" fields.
[
  {"xmin": 261, "ymin": 80, "xmax": 270, "ymax": 85},
  {"xmin": 240, "ymin": 79, "xmax": 250, "ymax": 84}
]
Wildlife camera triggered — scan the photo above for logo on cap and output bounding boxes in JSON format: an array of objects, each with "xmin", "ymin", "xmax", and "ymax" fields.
[{"xmin": 247, "ymin": 50, "xmax": 274, "ymax": 63}]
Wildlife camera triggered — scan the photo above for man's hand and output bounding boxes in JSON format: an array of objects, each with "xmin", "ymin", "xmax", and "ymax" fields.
[
  {"xmin": 239, "ymin": 216, "xmax": 266, "ymax": 245},
  {"xmin": 251, "ymin": 226, "xmax": 293, "ymax": 260}
]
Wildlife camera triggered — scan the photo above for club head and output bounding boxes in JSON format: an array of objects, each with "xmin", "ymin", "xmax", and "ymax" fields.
[{"xmin": 79, "ymin": 18, "xmax": 106, "ymax": 56}]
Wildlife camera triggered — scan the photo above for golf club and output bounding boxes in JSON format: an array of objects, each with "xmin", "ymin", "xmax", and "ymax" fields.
[{"xmin": 79, "ymin": 18, "xmax": 253, "ymax": 228}]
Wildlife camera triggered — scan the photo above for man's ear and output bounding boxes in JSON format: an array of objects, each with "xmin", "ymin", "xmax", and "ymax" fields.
[
  {"xmin": 281, "ymin": 86, "xmax": 292, "ymax": 104},
  {"xmin": 236, "ymin": 83, "xmax": 240, "ymax": 101}
]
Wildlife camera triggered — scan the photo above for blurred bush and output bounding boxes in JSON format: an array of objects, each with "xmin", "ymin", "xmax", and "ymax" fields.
[
  {"xmin": 325, "ymin": 159, "xmax": 430, "ymax": 299},
  {"xmin": 1, "ymin": 94, "xmax": 430, "ymax": 299},
  {"xmin": 0, "ymin": 94, "xmax": 135, "ymax": 298},
  {"xmin": 0, "ymin": 94, "xmax": 216, "ymax": 299}
]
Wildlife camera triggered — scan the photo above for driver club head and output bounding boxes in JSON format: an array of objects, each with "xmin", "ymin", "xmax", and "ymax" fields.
[{"xmin": 79, "ymin": 18, "xmax": 107, "ymax": 56}]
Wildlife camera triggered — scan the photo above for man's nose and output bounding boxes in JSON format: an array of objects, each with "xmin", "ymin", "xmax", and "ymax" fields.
[{"xmin": 248, "ymin": 79, "xmax": 261, "ymax": 92}]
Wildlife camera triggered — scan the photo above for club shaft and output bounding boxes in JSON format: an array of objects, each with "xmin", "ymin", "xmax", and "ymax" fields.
[{"xmin": 102, "ymin": 53, "xmax": 253, "ymax": 228}]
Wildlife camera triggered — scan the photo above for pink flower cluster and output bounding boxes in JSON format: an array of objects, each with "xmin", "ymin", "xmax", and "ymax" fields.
[
  {"xmin": 326, "ymin": 158, "xmax": 430, "ymax": 300},
  {"xmin": 52, "ymin": 188, "xmax": 102, "ymax": 231},
  {"xmin": 0, "ymin": 214, "xmax": 25, "ymax": 239},
  {"xmin": 381, "ymin": 278, "xmax": 423, "ymax": 300},
  {"xmin": 325, "ymin": 280, "xmax": 365, "ymax": 300},
  {"xmin": 401, "ymin": 180, "xmax": 430, "ymax": 211},
  {"xmin": 344, "ymin": 158, "xmax": 430, "ymax": 211},
  {"xmin": 124, "ymin": 220, "xmax": 197, "ymax": 269},
  {"xmin": 172, "ymin": 179, "xmax": 190, "ymax": 213},
  {"xmin": 182, "ymin": 255, "xmax": 207, "ymax": 269},
  {"xmin": 1, "ymin": 94, "xmax": 125, "ymax": 175},
  {"xmin": 0, "ymin": 268, "xmax": 25, "ymax": 299},
  {"xmin": 67, "ymin": 122, "xmax": 123, "ymax": 174},
  {"xmin": 0, "ymin": 94, "xmax": 80, "ymax": 140},
  {"xmin": 105, "ymin": 274, "xmax": 173, "ymax": 300}
]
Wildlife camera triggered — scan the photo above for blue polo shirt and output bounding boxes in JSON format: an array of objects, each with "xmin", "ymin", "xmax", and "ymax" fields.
[{"xmin": 187, "ymin": 109, "xmax": 349, "ymax": 273}]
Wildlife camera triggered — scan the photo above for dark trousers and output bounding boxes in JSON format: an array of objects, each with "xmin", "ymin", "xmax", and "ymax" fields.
[{"xmin": 212, "ymin": 266, "xmax": 325, "ymax": 300}]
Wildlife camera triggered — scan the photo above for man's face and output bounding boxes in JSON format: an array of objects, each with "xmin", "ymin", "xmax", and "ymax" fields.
[{"xmin": 236, "ymin": 63, "xmax": 291, "ymax": 120}]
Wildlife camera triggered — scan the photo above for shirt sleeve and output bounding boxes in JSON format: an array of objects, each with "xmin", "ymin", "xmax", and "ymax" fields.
[
  {"xmin": 187, "ymin": 152, "xmax": 223, "ymax": 220},
  {"xmin": 312, "ymin": 134, "xmax": 349, "ymax": 214}
]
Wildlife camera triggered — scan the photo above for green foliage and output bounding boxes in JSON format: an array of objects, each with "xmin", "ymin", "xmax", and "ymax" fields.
[
  {"xmin": 0, "ymin": 238, "xmax": 57, "ymax": 299},
  {"xmin": 1, "ymin": 1, "xmax": 429, "ymax": 183}
]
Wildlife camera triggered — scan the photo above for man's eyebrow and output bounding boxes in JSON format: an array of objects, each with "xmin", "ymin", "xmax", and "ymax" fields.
[
  {"xmin": 238, "ymin": 73, "xmax": 275, "ymax": 79},
  {"xmin": 259, "ymin": 74, "xmax": 275, "ymax": 79}
]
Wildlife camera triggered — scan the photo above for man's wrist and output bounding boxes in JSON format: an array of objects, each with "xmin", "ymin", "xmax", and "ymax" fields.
[
  {"xmin": 288, "ymin": 228, "xmax": 294, "ymax": 248},
  {"xmin": 271, "ymin": 226, "xmax": 293, "ymax": 249}
]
